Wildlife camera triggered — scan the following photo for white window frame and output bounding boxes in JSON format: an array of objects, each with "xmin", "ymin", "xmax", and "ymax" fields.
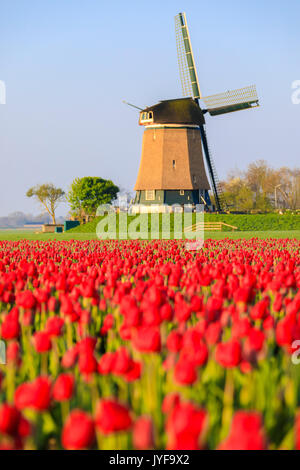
[
  {"xmin": 145, "ymin": 190, "xmax": 155, "ymax": 201},
  {"xmin": 140, "ymin": 111, "xmax": 154, "ymax": 124}
]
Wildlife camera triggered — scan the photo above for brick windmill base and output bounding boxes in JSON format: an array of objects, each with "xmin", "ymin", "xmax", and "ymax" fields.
[{"xmin": 134, "ymin": 115, "xmax": 212, "ymax": 211}]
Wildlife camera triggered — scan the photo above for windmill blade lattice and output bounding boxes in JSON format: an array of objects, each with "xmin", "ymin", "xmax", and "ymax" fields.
[
  {"xmin": 175, "ymin": 13, "xmax": 201, "ymax": 99},
  {"xmin": 202, "ymin": 85, "xmax": 259, "ymax": 116}
]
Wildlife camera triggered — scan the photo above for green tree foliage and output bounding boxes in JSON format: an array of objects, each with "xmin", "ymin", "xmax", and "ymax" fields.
[
  {"xmin": 222, "ymin": 177, "xmax": 253, "ymax": 212},
  {"xmin": 67, "ymin": 177, "xmax": 119, "ymax": 220},
  {"xmin": 221, "ymin": 160, "xmax": 300, "ymax": 212},
  {"xmin": 26, "ymin": 184, "xmax": 65, "ymax": 224}
]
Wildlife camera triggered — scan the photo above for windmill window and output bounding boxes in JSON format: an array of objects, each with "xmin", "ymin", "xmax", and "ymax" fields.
[
  {"xmin": 193, "ymin": 175, "xmax": 197, "ymax": 183},
  {"xmin": 172, "ymin": 160, "xmax": 176, "ymax": 169},
  {"xmin": 180, "ymin": 190, "xmax": 184, "ymax": 195},
  {"xmin": 145, "ymin": 190, "xmax": 155, "ymax": 201},
  {"xmin": 140, "ymin": 111, "xmax": 154, "ymax": 124}
]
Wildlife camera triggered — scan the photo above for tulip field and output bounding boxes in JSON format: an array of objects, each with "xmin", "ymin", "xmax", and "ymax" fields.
[{"xmin": 0, "ymin": 238, "xmax": 300, "ymax": 450}]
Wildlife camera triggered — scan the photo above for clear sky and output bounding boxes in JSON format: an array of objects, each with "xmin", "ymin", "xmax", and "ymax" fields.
[{"xmin": 0, "ymin": 0, "xmax": 299, "ymax": 216}]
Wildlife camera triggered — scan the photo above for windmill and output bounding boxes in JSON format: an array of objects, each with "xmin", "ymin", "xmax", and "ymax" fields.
[{"xmin": 133, "ymin": 12, "xmax": 259, "ymax": 212}]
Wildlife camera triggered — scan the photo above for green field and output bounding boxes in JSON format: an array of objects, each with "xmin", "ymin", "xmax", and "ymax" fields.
[
  {"xmin": 65, "ymin": 213, "xmax": 300, "ymax": 234},
  {"xmin": 2, "ymin": 213, "xmax": 300, "ymax": 242},
  {"xmin": 1, "ymin": 230, "xmax": 300, "ymax": 241},
  {"xmin": 2, "ymin": 213, "xmax": 300, "ymax": 241}
]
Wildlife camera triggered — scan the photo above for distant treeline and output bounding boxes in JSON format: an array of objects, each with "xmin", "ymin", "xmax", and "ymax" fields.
[
  {"xmin": 220, "ymin": 160, "xmax": 300, "ymax": 212},
  {"xmin": 0, "ymin": 212, "xmax": 65, "ymax": 228}
]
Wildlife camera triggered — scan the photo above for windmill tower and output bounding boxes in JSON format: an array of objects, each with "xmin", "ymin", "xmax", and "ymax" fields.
[{"xmin": 133, "ymin": 12, "xmax": 259, "ymax": 211}]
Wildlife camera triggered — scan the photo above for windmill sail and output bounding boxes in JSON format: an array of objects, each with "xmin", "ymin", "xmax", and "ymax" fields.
[
  {"xmin": 202, "ymin": 85, "xmax": 259, "ymax": 116},
  {"xmin": 175, "ymin": 12, "xmax": 225, "ymax": 211},
  {"xmin": 174, "ymin": 13, "xmax": 201, "ymax": 99}
]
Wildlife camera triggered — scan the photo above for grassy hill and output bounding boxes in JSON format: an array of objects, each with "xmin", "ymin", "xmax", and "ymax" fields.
[{"xmin": 67, "ymin": 213, "xmax": 300, "ymax": 234}]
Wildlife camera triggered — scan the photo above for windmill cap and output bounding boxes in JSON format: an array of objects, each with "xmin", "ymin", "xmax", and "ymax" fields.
[{"xmin": 140, "ymin": 98, "xmax": 205, "ymax": 126}]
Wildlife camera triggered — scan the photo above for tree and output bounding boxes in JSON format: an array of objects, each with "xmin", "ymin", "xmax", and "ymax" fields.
[
  {"xmin": 244, "ymin": 160, "xmax": 277, "ymax": 211},
  {"xmin": 67, "ymin": 177, "xmax": 119, "ymax": 220},
  {"xmin": 26, "ymin": 184, "xmax": 65, "ymax": 224},
  {"xmin": 221, "ymin": 160, "xmax": 300, "ymax": 212},
  {"xmin": 222, "ymin": 176, "xmax": 253, "ymax": 212},
  {"xmin": 274, "ymin": 167, "xmax": 300, "ymax": 210}
]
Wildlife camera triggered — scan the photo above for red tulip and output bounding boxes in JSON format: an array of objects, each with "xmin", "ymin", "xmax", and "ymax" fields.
[
  {"xmin": 15, "ymin": 377, "xmax": 51, "ymax": 411},
  {"xmin": 215, "ymin": 339, "xmax": 242, "ymax": 368},
  {"xmin": 78, "ymin": 351, "xmax": 98, "ymax": 375},
  {"xmin": 166, "ymin": 331, "xmax": 183, "ymax": 352},
  {"xmin": 174, "ymin": 359, "xmax": 197, "ymax": 385},
  {"xmin": 295, "ymin": 412, "xmax": 300, "ymax": 450},
  {"xmin": 1, "ymin": 315, "xmax": 20, "ymax": 340},
  {"xmin": 16, "ymin": 291, "xmax": 36, "ymax": 309},
  {"xmin": 14, "ymin": 383, "xmax": 34, "ymax": 410},
  {"xmin": 32, "ymin": 331, "xmax": 52, "ymax": 353},
  {"xmin": 250, "ymin": 299, "xmax": 269, "ymax": 320},
  {"xmin": 30, "ymin": 376, "xmax": 52, "ymax": 411},
  {"xmin": 95, "ymin": 399, "xmax": 132, "ymax": 434},
  {"xmin": 166, "ymin": 401, "xmax": 207, "ymax": 450},
  {"xmin": 6, "ymin": 340, "xmax": 21, "ymax": 365},
  {"xmin": 0, "ymin": 404, "xmax": 21, "ymax": 435},
  {"xmin": 132, "ymin": 327, "xmax": 161, "ymax": 353},
  {"xmin": 123, "ymin": 360, "xmax": 142, "ymax": 382},
  {"xmin": 133, "ymin": 416, "xmax": 154, "ymax": 450},
  {"xmin": 162, "ymin": 393, "xmax": 181, "ymax": 414},
  {"xmin": 62, "ymin": 410, "xmax": 95, "ymax": 450},
  {"xmin": 62, "ymin": 345, "xmax": 79, "ymax": 368},
  {"xmin": 52, "ymin": 373, "xmax": 75, "ymax": 402},
  {"xmin": 112, "ymin": 347, "xmax": 132, "ymax": 374},
  {"xmin": 218, "ymin": 411, "xmax": 266, "ymax": 450},
  {"xmin": 45, "ymin": 317, "xmax": 64, "ymax": 337}
]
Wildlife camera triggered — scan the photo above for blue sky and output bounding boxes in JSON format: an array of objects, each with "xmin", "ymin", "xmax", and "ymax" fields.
[{"xmin": 0, "ymin": 0, "xmax": 299, "ymax": 216}]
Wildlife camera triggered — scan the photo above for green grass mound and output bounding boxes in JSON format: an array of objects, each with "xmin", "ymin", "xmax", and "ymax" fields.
[
  {"xmin": 204, "ymin": 213, "xmax": 300, "ymax": 231},
  {"xmin": 67, "ymin": 213, "xmax": 300, "ymax": 234}
]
